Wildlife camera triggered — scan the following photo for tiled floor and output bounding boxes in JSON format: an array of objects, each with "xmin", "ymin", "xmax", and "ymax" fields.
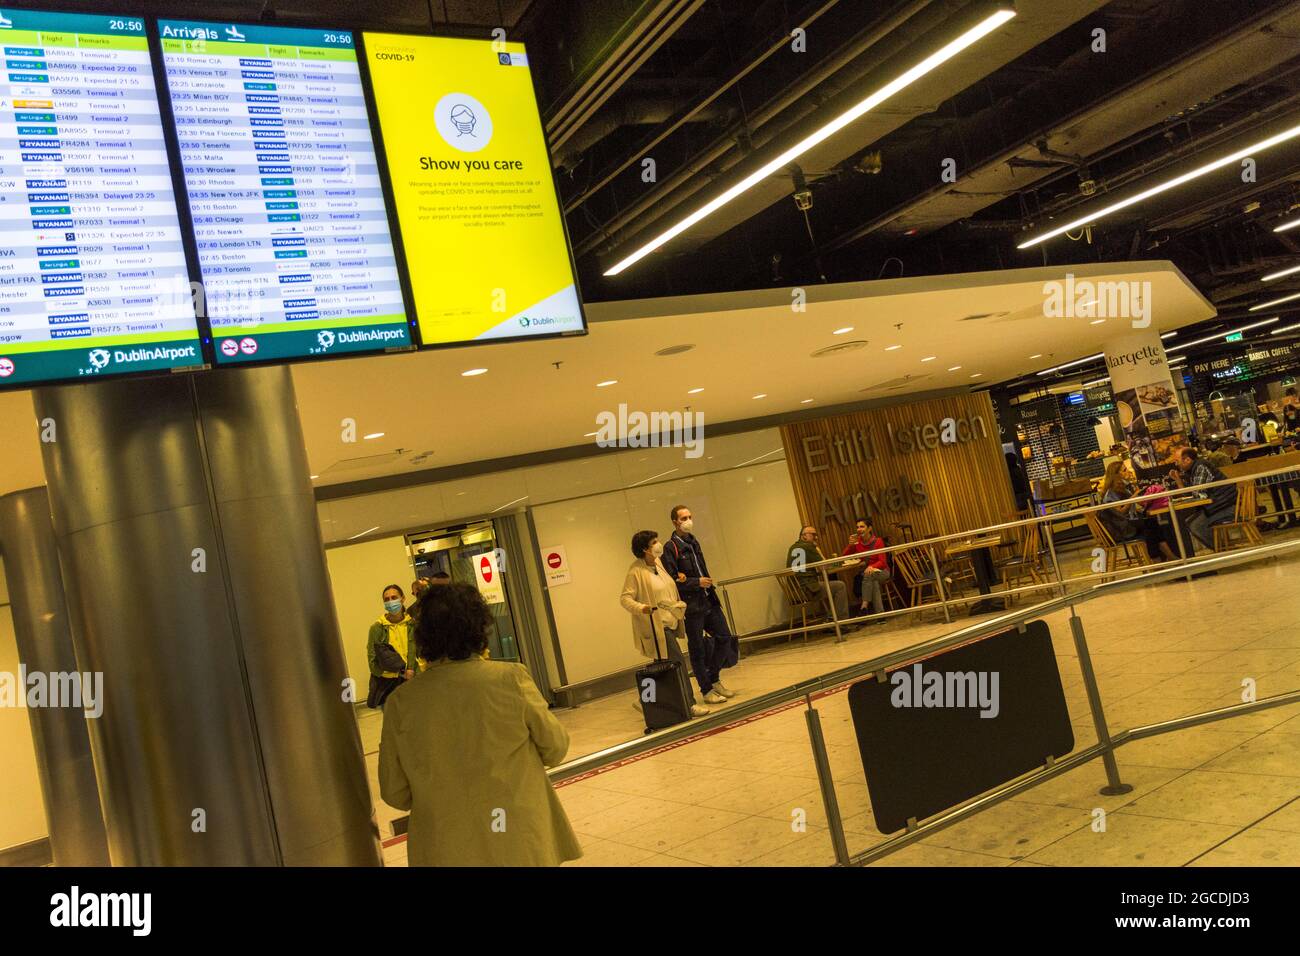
[{"xmin": 361, "ymin": 543, "xmax": 1300, "ymax": 867}]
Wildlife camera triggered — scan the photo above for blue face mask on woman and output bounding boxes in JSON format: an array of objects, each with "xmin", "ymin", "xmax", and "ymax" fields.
[{"xmin": 384, "ymin": 599, "xmax": 403, "ymax": 615}]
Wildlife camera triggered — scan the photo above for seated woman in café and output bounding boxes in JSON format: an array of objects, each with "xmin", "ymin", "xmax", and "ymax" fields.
[{"xmin": 1098, "ymin": 460, "xmax": 1177, "ymax": 562}]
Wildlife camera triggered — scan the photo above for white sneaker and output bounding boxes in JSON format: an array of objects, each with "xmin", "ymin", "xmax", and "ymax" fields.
[
  {"xmin": 690, "ymin": 704, "xmax": 712, "ymax": 718},
  {"xmin": 702, "ymin": 690, "xmax": 727, "ymax": 704},
  {"xmin": 713, "ymin": 681, "xmax": 737, "ymax": 698}
]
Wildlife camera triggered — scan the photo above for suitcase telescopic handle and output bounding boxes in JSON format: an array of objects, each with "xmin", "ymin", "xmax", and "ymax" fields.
[{"xmin": 649, "ymin": 605, "xmax": 666, "ymax": 661}]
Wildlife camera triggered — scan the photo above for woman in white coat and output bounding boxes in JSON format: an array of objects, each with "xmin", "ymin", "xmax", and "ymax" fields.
[{"xmin": 619, "ymin": 529, "xmax": 710, "ymax": 717}]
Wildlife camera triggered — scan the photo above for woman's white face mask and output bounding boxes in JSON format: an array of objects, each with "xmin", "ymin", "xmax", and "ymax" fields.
[{"xmin": 650, "ymin": 541, "xmax": 664, "ymax": 558}]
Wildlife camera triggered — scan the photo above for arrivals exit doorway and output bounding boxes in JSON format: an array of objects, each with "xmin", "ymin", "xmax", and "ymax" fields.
[{"xmin": 405, "ymin": 520, "xmax": 520, "ymax": 662}]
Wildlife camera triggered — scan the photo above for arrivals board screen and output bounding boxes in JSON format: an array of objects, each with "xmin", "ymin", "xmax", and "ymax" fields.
[
  {"xmin": 0, "ymin": 9, "xmax": 202, "ymax": 388},
  {"xmin": 363, "ymin": 34, "xmax": 585, "ymax": 345},
  {"xmin": 159, "ymin": 20, "xmax": 411, "ymax": 364}
]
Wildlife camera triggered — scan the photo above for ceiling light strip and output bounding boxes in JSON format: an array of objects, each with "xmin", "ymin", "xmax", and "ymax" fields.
[
  {"xmin": 603, "ymin": 8, "xmax": 1017, "ymax": 276},
  {"xmin": 1165, "ymin": 316, "xmax": 1279, "ymax": 351},
  {"xmin": 1018, "ymin": 118, "xmax": 1300, "ymax": 248}
]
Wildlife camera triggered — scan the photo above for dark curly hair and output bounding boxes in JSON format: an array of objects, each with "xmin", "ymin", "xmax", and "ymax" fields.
[
  {"xmin": 413, "ymin": 582, "xmax": 491, "ymax": 661},
  {"xmin": 631, "ymin": 529, "xmax": 658, "ymax": 557}
]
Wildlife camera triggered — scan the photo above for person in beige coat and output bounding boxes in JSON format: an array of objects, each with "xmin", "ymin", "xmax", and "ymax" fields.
[
  {"xmin": 379, "ymin": 583, "xmax": 582, "ymax": 866},
  {"xmin": 620, "ymin": 529, "xmax": 710, "ymax": 717}
]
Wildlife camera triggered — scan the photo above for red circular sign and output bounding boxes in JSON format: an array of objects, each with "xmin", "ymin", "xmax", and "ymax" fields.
[
  {"xmin": 239, "ymin": 337, "xmax": 258, "ymax": 355},
  {"xmin": 546, "ymin": 552, "xmax": 562, "ymax": 569},
  {"xmin": 479, "ymin": 555, "xmax": 493, "ymax": 583},
  {"xmin": 220, "ymin": 339, "xmax": 239, "ymax": 357},
  {"xmin": 0, "ymin": 357, "xmax": 13, "ymax": 378}
]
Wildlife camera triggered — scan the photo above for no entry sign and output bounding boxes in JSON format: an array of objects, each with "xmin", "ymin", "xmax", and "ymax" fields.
[{"xmin": 541, "ymin": 545, "xmax": 570, "ymax": 586}]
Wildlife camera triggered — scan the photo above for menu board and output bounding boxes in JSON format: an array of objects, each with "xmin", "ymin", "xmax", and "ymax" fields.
[
  {"xmin": 159, "ymin": 20, "xmax": 410, "ymax": 364},
  {"xmin": 363, "ymin": 33, "xmax": 585, "ymax": 345},
  {"xmin": 0, "ymin": 9, "xmax": 202, "ymax": 388}
]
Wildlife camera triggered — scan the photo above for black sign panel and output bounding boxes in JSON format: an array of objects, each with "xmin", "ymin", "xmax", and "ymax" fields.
[{"xmin": 848, "ymin": 620, "xmax": 1073, "ymax": 834}]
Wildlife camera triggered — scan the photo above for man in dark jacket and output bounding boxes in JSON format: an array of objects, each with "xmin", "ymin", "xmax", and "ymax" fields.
[{"xmin": 661, "ymin": 505, "xmax": 738, "ymax": 705}]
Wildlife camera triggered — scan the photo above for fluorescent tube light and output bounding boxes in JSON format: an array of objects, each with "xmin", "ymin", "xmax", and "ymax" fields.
[
  {"xmin": 603, "ymin": 7, "xmax": 1017, "ymax": 275},
  {"xmin": 1165, "ymin": 317, "xmax": 1279, "ymax": 351},
  {"xmin": 1274, "ymin": 216, "xmax": 1300, "ymax": 233},
  {"xmin": 1018, "ymin": 118, "xmax": 1300, "ymax": 248},
  {"xmin": 1261, "ymin": 263, "xmax": 1300, "ymax": 282},
  {"xmin": 1249, "ymin": 291, "xmax": 1300, "ymax": 311}
]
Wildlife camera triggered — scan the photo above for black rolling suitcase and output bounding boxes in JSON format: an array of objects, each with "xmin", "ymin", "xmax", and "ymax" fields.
[{"xmin": 635, "ymin": 613, "xmax": 692, "ymax": 734}]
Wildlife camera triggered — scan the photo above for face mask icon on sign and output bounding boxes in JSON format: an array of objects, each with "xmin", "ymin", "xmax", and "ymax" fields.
[{"xmin": 449, "ymin": 104, "xmax": 477, "ymax": 136}]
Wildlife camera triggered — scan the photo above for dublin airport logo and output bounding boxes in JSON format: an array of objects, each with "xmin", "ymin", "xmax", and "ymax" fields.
[
  {"xmin": 317, "ymin": 330, "xmax": 336, "ymax": 350},
  {"xmin": 88, "ymin": 348, "xmax": 111, "ymax": 370}
]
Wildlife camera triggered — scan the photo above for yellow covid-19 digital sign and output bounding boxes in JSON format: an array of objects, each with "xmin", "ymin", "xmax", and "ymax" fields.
[{"xmin": 363, "ymin": 33, "xmax": 586, "ymax": 345}]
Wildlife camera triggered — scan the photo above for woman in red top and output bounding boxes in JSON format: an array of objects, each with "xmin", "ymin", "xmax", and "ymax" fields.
[{"xmin": 842, "ymin": 518, "xmax": 890, "ymax": 617}]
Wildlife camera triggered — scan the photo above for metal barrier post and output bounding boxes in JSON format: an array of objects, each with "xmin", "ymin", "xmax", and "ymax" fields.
[
  {"xmin": 720, "ymin": 586, "xmax": 738, "ymax": 641},
  {"xmin": 819, "ymin": 564, "xmax": 845, "ymax": 642},
  {"xmin": 804, "ymin": 697, "xmax": 851, "ymax": 865},
  {"xmin": 928, "ymin": 545, "xmax": 953, "ymax": 623},
  {"xmin": 1042, "ymin": 517, "xmax": 1067, "ymax": 597},
  {"xmin": 1168, "ymin": 501, "xmax": 1193, "ymax": 583},
  {"xmin": 1068, "ymin": 609, "xmax": 1132, "ymax": 795}
]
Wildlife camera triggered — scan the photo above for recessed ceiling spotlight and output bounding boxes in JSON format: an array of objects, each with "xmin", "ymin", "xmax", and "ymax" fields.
[
  {"xmin": 597, "ymin": 379, "xmax": 617, "ymax": 387},
  {"xmin": 833, "ymin": 326, "xmax": 854, "ymax": 335},
  {"xmin": 1029, "ymin": 353, "xmax": 1042, "ymax": 359},
  {"xmin": 462, "ymin": 368, "xmax": 488, "ymax": 376},
  {"xmin": 921, "ymin": 355, "xmax": 936, "ymax": 362},
  {"xmin": 310, "ymin": 474, "xmax": 319, "ymax": 480},
  {"xmin": 885, "ymin": 344, "xmax": 902, "ymax": 351},
  {"xmin": 583, "ymin": 431, "xmax": 598, "ymax": 437},
  {"xmin": 800, "ymin": 398, "xmax": 814, "ymax": 404},
  {"xmin": 363, "ymin": 432, "xmax": 384, "ymax": 440},
  {"xmin": 1090, "ymin": 319, "xmax": 1106, "ymax": 325},
  {"xmin": 969, "ymin": 373, "xmax": 983, "ymax": 378},
  {"xmin": 947, "ymin": 365, "xmax": 962, "ymax": 371},
  {"xmin": 1274, "ymin": 215, "xmax": 1300, "ymax": 234},
  {"xmin": 752, "ymin": 393, "xmax": 767, "ymax": 399},
  {"xmin": 687, "ymin": 387, "xmax": 704, "ymax": 394}
]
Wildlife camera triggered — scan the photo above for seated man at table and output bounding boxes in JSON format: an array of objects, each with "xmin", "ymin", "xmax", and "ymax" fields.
[
  {"xmin": 1167, "ymin": 447, "xmax": 1238, "ymax": 551},
  {"xmin": 788, "ymin": 525, "xmax": 850, "ymax": 621},
  {"xmin": 841, "ymin": 517, "xmax": 890, "ymax": 616}
]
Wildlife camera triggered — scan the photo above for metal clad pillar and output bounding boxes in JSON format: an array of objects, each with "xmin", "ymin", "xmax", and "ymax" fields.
[
  {"xmin": 0, "ymin": 486, "xmax": 110, "ymax": 867},
  {"xmin": 33, "ymin": 366, "xmax": 379, "ymax": 866}
]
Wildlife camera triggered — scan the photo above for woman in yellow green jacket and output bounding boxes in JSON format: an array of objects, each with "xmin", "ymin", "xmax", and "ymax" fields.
[
  {"xmin": 379, "ymin": 583, "xmax": 581, "ymax": 866},
  {"xmin": 366, "ymin": 584, "xmax": 416, "ymax": 709}
]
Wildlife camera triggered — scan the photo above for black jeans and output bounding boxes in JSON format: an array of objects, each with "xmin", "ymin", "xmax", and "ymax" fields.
[{"xmin": 682, "ymin": 601, "xmax": 735, "ymax": 694}]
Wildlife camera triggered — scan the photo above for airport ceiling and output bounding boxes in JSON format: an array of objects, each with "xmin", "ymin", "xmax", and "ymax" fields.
[{"xmin": 103, "ymin": 0, "xmax": 1300, "ymax": 311}]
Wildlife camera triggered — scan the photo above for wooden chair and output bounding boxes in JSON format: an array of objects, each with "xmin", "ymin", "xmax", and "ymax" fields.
[
  {"xmin": 1213, "ymin": 482, "xmax": 1262, "ymax": 552},
  {"xmin": 775, "ymin": 570, "xmax": 824, "ymax": 642},
  {"xmin": 1084, "ymin": 509, "xmax": 1149, "ymax": 580},
  {"xmin": 893, "ymin": 548, "xmax": 947, "ymax": 621},
  {"xmin": 996, "ymin": 520, "xmax": 1045, "ymax": 603}
]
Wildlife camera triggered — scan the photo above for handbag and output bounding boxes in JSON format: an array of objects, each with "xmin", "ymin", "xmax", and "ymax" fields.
[
  {"xmin": 366, "ymin": 674, "xmax": 402, "ymax": 709},
  {"xmin": 373, "ymin": 641, "xmax": 408, "ymax": 674}
]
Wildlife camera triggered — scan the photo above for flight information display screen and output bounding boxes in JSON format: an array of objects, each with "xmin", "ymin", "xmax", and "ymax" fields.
[
  {"xmin": 364, "ymin": 33, "xmax": 585, "ymax": 345},
  {"xmin": 0, "ymin": 8, "xmax": 202, "ymax": 388},
  {"xmin": 159, "ymin": 20, "xmax": 410, "ymax": 364}
]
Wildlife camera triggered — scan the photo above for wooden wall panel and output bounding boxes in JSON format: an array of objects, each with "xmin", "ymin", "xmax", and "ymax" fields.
[{"xmin": 779, "ymin": 392, "xmax": 1016, "ymax": 555}]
